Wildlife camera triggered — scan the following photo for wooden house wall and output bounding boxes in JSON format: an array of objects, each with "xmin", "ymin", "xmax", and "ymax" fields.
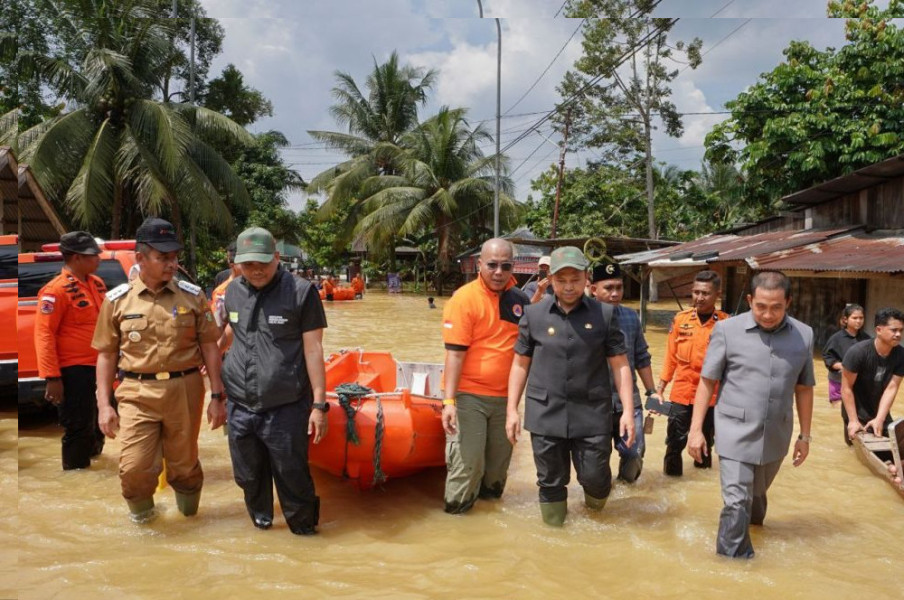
[
  {"xmin": 723, "ymin": 268, "xmax": 870, "ymax": 349},
  {"xmin": 808, "ymin": 177, "xmax": 904, "ymax": 229}
]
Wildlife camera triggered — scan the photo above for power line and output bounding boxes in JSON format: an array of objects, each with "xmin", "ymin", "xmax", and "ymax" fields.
[
  {"xmin": 710, "ymin": 0, "xmax": 738, "ymax": 18},
  {"xmin": 503, "ymin": 18, "xmax": 585, "ymax": 116},
  {"xmin": 553, "ymin": 1, "xmax": 568, "ymax": 18},
  {"xmin": 500, "ymin": 17, "xmax": 680, "ymax": 155}
]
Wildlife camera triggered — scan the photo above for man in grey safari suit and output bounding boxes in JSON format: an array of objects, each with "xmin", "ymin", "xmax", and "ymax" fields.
[{"xmin": 687, "ymin": 270, "xmax": 814, "ymax": 559}]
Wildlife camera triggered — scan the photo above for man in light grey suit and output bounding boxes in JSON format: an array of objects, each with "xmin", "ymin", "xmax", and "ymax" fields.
[{"xmin": 688, "ymin": 270, "xmax": 814, "ymax": 558}]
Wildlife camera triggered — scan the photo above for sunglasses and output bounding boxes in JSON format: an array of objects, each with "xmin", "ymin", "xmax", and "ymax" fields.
[{"xmin": 484, "ymin": 261, "xmax": 514, "ymax": 272}]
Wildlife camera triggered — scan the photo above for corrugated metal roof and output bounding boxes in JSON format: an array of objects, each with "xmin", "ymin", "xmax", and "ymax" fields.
[
  {"xmin": 748, "ymin": 231, "xmax": 904, "ymax": 274},
  {"xmin": 617, "ymin": 228, "xmax": 857, "ymax": 266},
  {"xmin": 780, "ymin": 153, "xmax": 904, "ymax": 206},
  {"xmin": 709, "ymin": 227, "xmax": 856, "ymax": 262},
  {"xmin": 618, "ymin": 234, "xmax": 739, "ymax": 265}
]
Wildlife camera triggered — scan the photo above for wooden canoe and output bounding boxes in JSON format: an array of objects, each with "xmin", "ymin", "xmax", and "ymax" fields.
[
  {"xmin": 309, "ymin": 349, "xmax": 445, "ymax": 489},
  {"xmin": 852, "ymin": 418, "xmax": 904, "ymax": 500}
]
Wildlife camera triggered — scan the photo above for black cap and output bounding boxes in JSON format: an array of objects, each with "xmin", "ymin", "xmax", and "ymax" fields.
[
  {"xmin": 136, "ymin": 217, "xmax": 182, "ymax": 252},
  {"xmin": 59, "ymin": 231, "xmax": 101, "ymax": 255},
  {"xmin": 591, "ymin": 261, "xmax": 622, "ymax": 283}
]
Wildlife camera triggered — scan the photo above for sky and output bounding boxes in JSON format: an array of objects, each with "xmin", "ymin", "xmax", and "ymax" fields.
[{"xmin": 196, "ymin": 0, "xmax": 870, "ymax": 211}]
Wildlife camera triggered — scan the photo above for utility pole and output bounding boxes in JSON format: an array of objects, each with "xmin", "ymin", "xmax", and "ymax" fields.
[
  {"xmin": 477, "ymin": 0, "xmax": 501, "ymax": 237},
  {"xmin": 551, "ymin": 108, "xmax": 571, "ymax": 240},
  {"xmin": 494, "ymin": 17, "xmax": 501, "ymax": 238}
]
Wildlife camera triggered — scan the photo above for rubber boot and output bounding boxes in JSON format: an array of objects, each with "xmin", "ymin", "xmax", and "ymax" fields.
[
  {"xmin": 584, "ymin": 493, "xmax": 608, "ymax": 511},
  {"xmin": 175, "ymin": 490, "xmax": 201, "ymax": 517},
  {"xmin": 128, "ymin": 497, "xmax": 157, "ymax": 524},
  {"xmin": 617, "ymin": 456, "xmax": 643, "ymax": 483},
  {"xmin": 539, "ymin": 501, "xmax": 567, "ymax": 526}
]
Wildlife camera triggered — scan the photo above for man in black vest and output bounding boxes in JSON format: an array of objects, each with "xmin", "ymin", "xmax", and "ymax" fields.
[
  {"xmin": 222, "ymin": 227, "xmax": 329, "ymax": 535},
  {"xmin": 505, "ymin": 246, "xmax": 635, "ymax": 526}
]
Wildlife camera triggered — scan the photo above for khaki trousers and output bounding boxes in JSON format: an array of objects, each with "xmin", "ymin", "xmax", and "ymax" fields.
[
  {"xmin": 444, "ymin": 393, "xmax": 512, "ymax": 514},
  {"xmin": 115, "ymin": 371, "xmax": 205, "ymax": 503}
]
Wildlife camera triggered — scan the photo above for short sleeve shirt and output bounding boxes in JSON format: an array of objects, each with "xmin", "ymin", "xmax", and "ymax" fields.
[
  {"xmin": 842, "ymin": 339, "xmax": 904, "ymax": 424},
  {"xmin": 442, "ymin": 276, "xmax": 527, "ymax": 397},
  {"xmin": 92, "ymin": 277, "xmax": 219, "ymax": 373}
]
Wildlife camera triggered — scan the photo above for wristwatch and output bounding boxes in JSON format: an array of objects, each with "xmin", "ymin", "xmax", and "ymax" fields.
[
  {"xmin": 312, "ymin": 401, "xmax": 330, "ymax": 412},
  {"xmin": 798, "ymin": 433, "xmax": 812, "ymax": 443},
  {"xmin": 645, "ymin": 389, "xmax": 657, "ymax": 397},
  {"xmin": 211, "ymin": 392, "xmax": 225, "ymax": 401}
]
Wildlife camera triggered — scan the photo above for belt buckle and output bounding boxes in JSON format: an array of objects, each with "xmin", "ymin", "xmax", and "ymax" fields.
[{"xmin": 155, "ymin": 372, "xmax": 171, "ymax": 380}]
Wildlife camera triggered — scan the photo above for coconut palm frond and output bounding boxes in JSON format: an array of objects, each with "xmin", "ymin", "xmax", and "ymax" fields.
[
  {"xmin": 64, "ymin": 118, "xmax": 118, "ymax": 227},
  {"xmin": 128, "ymin": 99, "xmax": 192, "ymax": 180},
  {"xmin": 23, "ymin": 109, "xmax": 96, "ymax": 199}
]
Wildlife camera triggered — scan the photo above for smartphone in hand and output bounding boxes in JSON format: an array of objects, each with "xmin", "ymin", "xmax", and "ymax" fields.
[{"xmin": 644, "ymin": 395, "xmax": 674, "ymax": 417}]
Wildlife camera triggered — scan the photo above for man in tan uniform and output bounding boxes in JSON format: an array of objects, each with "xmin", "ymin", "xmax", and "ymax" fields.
[{"xmin": 93, "ymin": 217, "xmax": 226, "ymax": 523}]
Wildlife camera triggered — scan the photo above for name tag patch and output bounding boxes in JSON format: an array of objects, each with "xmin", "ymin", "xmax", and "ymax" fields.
[{"xmin": 268, "ymin": 315, "xmax": 288, "ymax": 325}]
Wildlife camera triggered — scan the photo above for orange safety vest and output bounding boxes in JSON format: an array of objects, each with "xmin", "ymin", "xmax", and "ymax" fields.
[{"xmin": 659, "ymin": 308, "xmax": 729, "ymax": 406}]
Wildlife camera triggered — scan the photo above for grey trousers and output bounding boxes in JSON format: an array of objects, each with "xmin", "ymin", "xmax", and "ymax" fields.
[
  {"xmin": 717, "ymin": 456, "xmax": 783, "ymax": 558},
  {"xmin": 444, "ymin": 393, "xmax": 512, "ymax": 514}
]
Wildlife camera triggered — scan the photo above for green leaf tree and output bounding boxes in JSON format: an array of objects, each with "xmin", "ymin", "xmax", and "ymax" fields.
[
  {"xmin": 705, "ymin": 0, "xmax": 904, "ymax": 210},
  {"xmin": 16, "ymin": 0, "xmax": 252, "ymax": 252},
  {"xmin": 203, "ymin": 64, "xmax": 273, "ymax": 127},
  {"xmin": 353, "ymin": 107, "xmax": 520, "ymax": 293},
  {"xmin": 559, "ymin": 0, "xmax": 702, "ymax": 239}
]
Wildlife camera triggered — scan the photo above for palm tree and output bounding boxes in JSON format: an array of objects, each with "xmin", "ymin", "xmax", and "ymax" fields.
[
  {"xmin": 17, "ymin": 0, "xmax": 252, "ymax": 243},
  {"xmin": 353, "ymin": 107, "xmax": 520, "ymax": 293},
  {"xmin": 307, "ymin": 52, "xmax": 436, "ymax": 214}
]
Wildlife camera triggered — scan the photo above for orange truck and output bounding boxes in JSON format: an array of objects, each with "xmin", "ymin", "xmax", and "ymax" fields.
[
  {"xmin": 16, "ymin": 240, "xmax": 139, "ymax": 412},
  {"xmin": 0, "ymin": 235, "xmax": 17, "ymax": 391}
]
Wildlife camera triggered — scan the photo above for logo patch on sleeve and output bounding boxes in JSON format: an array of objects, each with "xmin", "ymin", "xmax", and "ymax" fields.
[
  {"xmin": 443, "ymin": 321, "xmax": 454, "ymax": 329},
  {"xmin": 229, "ymin": 311, "xmax": 239, "ymax": 323},
  {"xmin": 40, "ymin": 299, "xmax": 55, "ymax": 314}
]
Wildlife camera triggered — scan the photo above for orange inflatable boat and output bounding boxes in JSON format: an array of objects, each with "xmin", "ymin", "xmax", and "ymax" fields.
[
  {"xmin": 319, "ymin": 287, "xmax": 357, "ymax": 301},
  {"xmin": 310, "ymin": 349, "xmax": 445, "ymax": 488}
]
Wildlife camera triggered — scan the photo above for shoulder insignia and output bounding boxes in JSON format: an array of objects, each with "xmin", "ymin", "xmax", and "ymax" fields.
[
  {"xmin": 106, "ymin": 284, "xmax": 130, "ymax": 302},
  {"xmin": 178, "ymin": 280, "xmax": 202, "ymax": 296}
]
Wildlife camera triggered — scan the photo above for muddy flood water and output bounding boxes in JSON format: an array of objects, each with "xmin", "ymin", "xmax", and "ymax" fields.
[{"xmin": 7, "ymin": 291, "xmax": 903, "ymax": 599}]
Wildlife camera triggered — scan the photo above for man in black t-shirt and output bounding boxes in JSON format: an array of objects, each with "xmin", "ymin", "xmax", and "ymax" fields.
[{"xmin": 841, "ymin": 307, "xmax": 904, "ymax": 440}]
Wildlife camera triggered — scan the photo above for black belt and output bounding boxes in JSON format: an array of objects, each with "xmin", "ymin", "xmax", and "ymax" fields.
[{"xmin": 122, "ymin": 367, "xmax": 200, "ymax": 381}]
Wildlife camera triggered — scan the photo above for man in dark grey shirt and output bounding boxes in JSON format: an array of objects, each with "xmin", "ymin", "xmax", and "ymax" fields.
[
  {"xmin": 223, "ymin": 227, "xmax": 328, "ymax": 535},
  {"xmin": 688, "ymin": 271, "xmax": 814, "ymax": 559},
  {"xmin": 506, "ymin": 246, "xmax": 635, "ymax": 526},
  {"xmin": 841, "ymin": 307, "xmax": 904, "ymax": 440}
]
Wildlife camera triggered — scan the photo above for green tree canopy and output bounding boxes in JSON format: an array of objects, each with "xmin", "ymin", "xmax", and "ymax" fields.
[
  {"xmin": 203, "ymin": 64, "xmax": 273, "ymax": 127},
  {"xmin": 16, "ymin": 0, "xmax": 252, "ymax": 247},
  {"xmin": 705, "ymin": 0, "xmax": 904, "ymax": 209}
]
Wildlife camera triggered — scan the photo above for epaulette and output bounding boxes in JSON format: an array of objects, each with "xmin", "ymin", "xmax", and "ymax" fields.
[
  {"xmin": 177, "ymin": 280, "xmax": 202, "ymax": 296},
  {"xmin": 106, "ymin": 283, "xmax": 129, "ymax": 302}
]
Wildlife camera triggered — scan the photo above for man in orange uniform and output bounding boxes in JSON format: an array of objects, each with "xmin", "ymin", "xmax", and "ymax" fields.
[
  {"xmin": 441, "ymin": 238, "xmax": 529, "ymax": 514},
  {"xmin": 657, "ymin": 270, "xmax": 728, "ymax": 476},
  {"xmin": 34, "ymin": 231, "xmax": 108, "ymax": 470},
  {"xmin": 211, "ymin": 250, "xmax": 241, "ymax": 333},
  {"xmin": 351, "ymin": 273, "xmax": 365, "ymax": 299},
  {"xmin": 322, "ymin": 274, "xmax": 336, "ymax": 301}
]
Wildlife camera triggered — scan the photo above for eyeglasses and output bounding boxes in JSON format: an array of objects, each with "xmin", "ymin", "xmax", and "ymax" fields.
[{"xmin": 484, "ymin": 261, "xmax": 514, "ymax": 272}]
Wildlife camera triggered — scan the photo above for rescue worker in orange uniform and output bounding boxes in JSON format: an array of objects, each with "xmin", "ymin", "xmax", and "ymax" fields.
[
  {"xmin": 322, "ymin": 274, "xmax": 336, "ymax": 301},
  {"xmin": 93, "ymin": 217, "xmax": 226, "ymax": 523},
  {"xmin": 34, "ymin": 231, "xmax": 107, "ymax": 470},
  {"xmin": 351, "ymin": 273, "xmax": 365, "ymax": 299},
  {"xmin": 656, "ymin": 270, "xmax": 729, "ymax": 476}
]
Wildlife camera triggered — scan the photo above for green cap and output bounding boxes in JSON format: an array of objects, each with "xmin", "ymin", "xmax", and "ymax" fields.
[
  {"xmin": 234, "ymin": 227, "xmax": 276, "ymax": 264},
  {"xmin": 549, "ymin": 246, "xmax": 589, "ymax": 274}
]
